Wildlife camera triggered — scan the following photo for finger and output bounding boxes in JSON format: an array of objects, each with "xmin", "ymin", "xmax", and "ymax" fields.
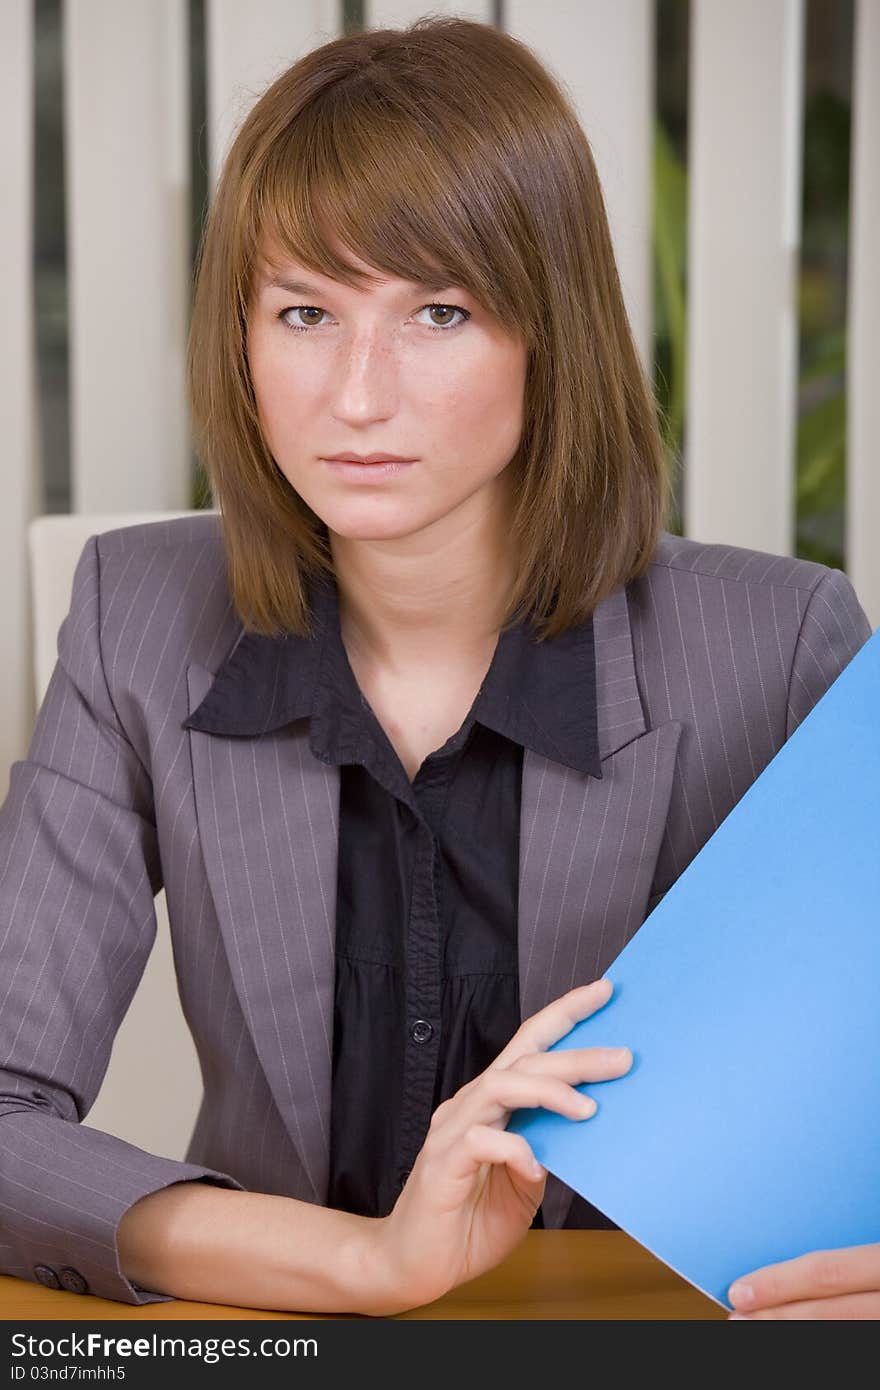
[
  {"xmin": 730, "ymin": 1291, "xmax": 880, "ymax": 1320},
  {"xmin": 489, "ymin": 979, "xmax": 614, "ymax": 1070},
  {"xmin": 436, "ymin": 1069, "xmax": 601, "ymax": 1137},
  {"xmin": 729, "ymin": 1244, "xmax": 880, "ymax": 1312},
  {"xmin": 452, "ymin": 1124, "xmax": 549, "ymax": 1189},
  {"xmin": 511, "ymin": 1045, "xmax": 633, "ymax": 1084}
]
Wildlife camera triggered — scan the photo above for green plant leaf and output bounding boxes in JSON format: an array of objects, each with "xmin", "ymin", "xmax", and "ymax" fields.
[
  {"xmin": 653, "ymin": 119, "xmax": 688, "ymax": 456},
  {"xmin": 796, "ymin": 391, "xmax": 845, "ymax": 513}
]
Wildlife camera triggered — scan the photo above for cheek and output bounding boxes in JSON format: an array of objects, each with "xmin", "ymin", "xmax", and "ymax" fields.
[
  {"xmin": 249, "ymin": 345, "xmax": 312, "ymax": 452},
  {"xmin": 444, "ymin": 354, "xmax": 525, "ymax": 447},
  {"xmin": 430, "ymin": 336, "xmax": 524, "ymax": 407},
  {"xmin": 251, "ymin": 341, "xmax": 286, "ymax": 400}
]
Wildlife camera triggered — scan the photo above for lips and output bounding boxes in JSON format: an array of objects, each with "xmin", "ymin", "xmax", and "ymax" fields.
[
  {"xmin": 322, "ymin": 453, "xmax": 417, "ymax": 464},
  {"xmin": 322, "ymin": 456, "xmax": 416, "ymax": 478}
]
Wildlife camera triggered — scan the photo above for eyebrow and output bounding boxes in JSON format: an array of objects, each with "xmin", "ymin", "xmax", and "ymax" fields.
[{"xmin": 262, "ymin": 274, "xmax": 459, "ymax": 297}]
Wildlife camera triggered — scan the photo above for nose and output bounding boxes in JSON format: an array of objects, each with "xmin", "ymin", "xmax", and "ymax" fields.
[{"xmin": 330, "ymin": 329, "xmax": 400, "ymax": 424}]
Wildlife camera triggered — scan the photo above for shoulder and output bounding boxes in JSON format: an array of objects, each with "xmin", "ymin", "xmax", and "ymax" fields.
[
  {"xmin": 83, "ymin": 511, "xmax": 238, "ymax": 679},
  {"xmin": 629, "ymin": 530, "xmax": 872, "ymax": 736},
  {"xmin": 645, "ymin": 531, "xmax": 836, "ymax": 597},
  {"xmin": 94, "ymin": 510, "xmax": 225, "ymax": 571},
  {"xmin": 633, "ymin": 530, "xmax": 868, "ymax": 639}
]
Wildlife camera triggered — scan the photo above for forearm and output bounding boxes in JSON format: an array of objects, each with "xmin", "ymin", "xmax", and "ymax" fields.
[{"xmin": 116, "ymin": 1181, "xmax": 397, "ymax": 1315}]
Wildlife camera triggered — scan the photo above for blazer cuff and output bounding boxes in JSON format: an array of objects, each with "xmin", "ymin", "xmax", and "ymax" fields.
[{"xmin": 0, "ymin": 1108, "xmax": 245, "ymax": 1306}]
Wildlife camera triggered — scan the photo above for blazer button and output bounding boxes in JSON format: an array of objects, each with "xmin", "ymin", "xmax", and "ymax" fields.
[
  {"xmin": 59, "ymin": 1267, "xmax": 89, "ymax": 1295},
  {"xmin": 410, "ymin": 1019, "xmax": 434, "ymax": 1044},
  {"xmin": 33, "ymin": 1265, "xmax": 61, "ymax": 1290}
]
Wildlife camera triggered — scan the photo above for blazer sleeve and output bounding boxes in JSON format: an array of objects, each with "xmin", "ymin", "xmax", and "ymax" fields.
[
  {"xmin": 0, "ymin": 536, "xmax": 245, "ymax": 1307},
  {"xmin": 785, "ymin": 566, "xmax": 874, "ymax": 737}
]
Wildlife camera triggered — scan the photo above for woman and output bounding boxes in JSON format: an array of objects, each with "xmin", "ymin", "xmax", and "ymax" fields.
[{"xmin": 0, "ymin": 17, "xmax": 875, "ymax": 1318}]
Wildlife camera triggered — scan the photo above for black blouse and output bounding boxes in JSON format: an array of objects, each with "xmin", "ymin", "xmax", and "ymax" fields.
[{"xmin": 187, "ymin": 570, "xmax": 614, "ymax": 1229}]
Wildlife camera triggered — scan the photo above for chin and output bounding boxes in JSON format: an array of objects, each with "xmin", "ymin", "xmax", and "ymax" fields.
[
  {"xmin": 326, "ymin": 519, "xmax": 433, "ymax": 543},
  {"xmin": 317, "ymin": 504, "xmax": 441, "ymax": 544}
]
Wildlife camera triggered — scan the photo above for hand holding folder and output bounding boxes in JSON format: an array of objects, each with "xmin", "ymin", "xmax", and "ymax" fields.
[{"xmin": 508, "ymin": 628, "xmax": 880, "ymax": 1317}]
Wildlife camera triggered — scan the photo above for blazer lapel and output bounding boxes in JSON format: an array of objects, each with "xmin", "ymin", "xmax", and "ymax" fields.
[
  {"xmin": 186, "ymin": 661, "xmax": 339, "ymax": 1206},
  {"xmin": 518, "ymin": 583, "xmax": 682, "ymax": 1227}
]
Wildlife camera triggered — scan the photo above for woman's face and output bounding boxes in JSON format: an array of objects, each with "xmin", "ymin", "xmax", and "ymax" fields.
[{"xmin": 246, "ymin": 242, "xmax": 527, "ymax": 547}]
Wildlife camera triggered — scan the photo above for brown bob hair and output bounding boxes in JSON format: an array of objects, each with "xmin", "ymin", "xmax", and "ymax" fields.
[{"xmin": 187, "ymin": 15, "xmax": 672, "ymax": 642}]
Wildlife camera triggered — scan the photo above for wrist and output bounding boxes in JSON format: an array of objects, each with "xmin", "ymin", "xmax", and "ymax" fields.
[
  {"xmin": 359, "ymin": 1207, "xmax": 461, "ymax": 1317},
  {"xmin": 347, "ymin": 1214, "xmax": 410, "ymax": 1316}
]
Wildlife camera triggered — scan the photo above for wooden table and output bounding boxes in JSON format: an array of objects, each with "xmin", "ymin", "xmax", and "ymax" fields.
[{"xmin": 1, "ymin": 1232, "xmax": 727, "ymax": 1320}]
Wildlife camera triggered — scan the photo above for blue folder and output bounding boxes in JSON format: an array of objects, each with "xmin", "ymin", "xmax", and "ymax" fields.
[{"xmin": 508, "ymin": 627, "xmax": 880, "ymax": 1309}]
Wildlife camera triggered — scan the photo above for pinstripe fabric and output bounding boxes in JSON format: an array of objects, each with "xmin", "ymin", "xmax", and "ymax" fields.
[{"xmin": 0, "ymin": 515, "xmax": 872, "ymax": 1301}]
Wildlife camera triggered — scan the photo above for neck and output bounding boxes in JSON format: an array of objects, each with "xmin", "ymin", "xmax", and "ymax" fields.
[{"xmin": 329, "ymin": 490, "xmax": 518, "ymax": 673}]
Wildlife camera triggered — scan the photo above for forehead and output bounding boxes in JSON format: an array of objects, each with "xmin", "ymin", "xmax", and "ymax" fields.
[
  {"xmin": 254, "ymin": 232, "xmax": 452, "ymax": 295},
  {"xmin": 258, "ymin": 240, "xmax": 367, "ymax": 284}
]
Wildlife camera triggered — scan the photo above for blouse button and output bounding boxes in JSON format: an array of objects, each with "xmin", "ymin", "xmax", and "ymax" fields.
[{"xmin": 410, "ymin": 1019, "xmax": 434, "ymax": 1044}]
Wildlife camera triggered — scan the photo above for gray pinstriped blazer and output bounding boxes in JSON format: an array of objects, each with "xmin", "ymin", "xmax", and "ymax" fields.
[{"xmin": 0, "ymin": 513, "xmax": 872, "ymax": 1305}]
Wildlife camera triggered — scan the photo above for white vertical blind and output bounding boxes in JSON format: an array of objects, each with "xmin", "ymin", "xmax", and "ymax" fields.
[
  {"xmin": 686, "ymin": 0, "xmax": 805, "ymax": 553},
  {"xmin": 206, "ymin": 0, "xmax": 339, "ymax": 185},
  {"xmin": 847, "ymin": 0, "xmax": 880, "ymax": 629},
  {"xmin": 64, "ymin": 0, "xmax": 190, "ymax": 512},
  {"xmin": 504, "ymin": 0, "xmax": 655, "ymax": 376},
  {"xmin": 0, "ymin": 1, "xmax": 38, "ymax": 797},
  {"xmin": 366, "ymin": 1, "xmax": 491, "ymax": 26}
]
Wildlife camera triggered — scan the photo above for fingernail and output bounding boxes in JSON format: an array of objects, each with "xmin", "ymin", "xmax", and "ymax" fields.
[
  {"xmin": 728, "ymin": 1313, "xmax": 751, "ymax": 1320},
  {"xmin": 578, "ymin": 1095, "xmax": 597, "ymax": 1116},
  {"xmin": 729, "ymin": 1282, "xmax": 755, "ymax": 1309}
]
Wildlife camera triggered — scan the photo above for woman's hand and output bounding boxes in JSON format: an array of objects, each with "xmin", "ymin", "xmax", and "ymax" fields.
[
  {"xmin": 368, "ymin": 977, "xmax": 631, "ymax": 1314},
  {"xmin": 727, "ymin": 1244, "xmax": 880, "ymax": 1319}
]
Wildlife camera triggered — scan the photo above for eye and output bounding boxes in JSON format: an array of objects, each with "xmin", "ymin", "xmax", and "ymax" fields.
[
  {"xmin": 277, "ymin": 303, "xmax": 471, "ymax": 334},
  {"xmin": 279, "ymin": 306, "xmax": 328, "ymax": 331},
  {"xmin": 414, "ymin": 303, "xmax": 470, "ymax": 331}
]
